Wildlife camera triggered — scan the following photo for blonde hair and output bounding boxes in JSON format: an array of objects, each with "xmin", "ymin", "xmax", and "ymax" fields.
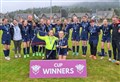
[{"xmin": 59, "ymin": 31, "xmax": 64, "ymax": 34}]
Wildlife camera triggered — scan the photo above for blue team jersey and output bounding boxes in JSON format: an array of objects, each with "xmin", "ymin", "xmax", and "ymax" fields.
[
  {"xmin": 88, "ymin": 25, "xmax": 100, "ymax": 40},
  {"xmin": 99, "ymin": 24, "xmax": 112, "ymax": 37},
  {"xmin": 80, "ymin": 21, "xmax": 90, "ymax": 35},
  {"xmin": 36, "ymin": 24, "xmax": 47, "ymax": 45},
  {"xmin": 54, "ymin": 24, "xmax": 63, "ymax": 33},
  {"xmin": 71, "ymin": 23, "xmax": 81, "ymax": 33},
  {"xmin": 0, "ymin": 24, "xmax": 11, "ymax": 39},
  {"xmin": 71, "ymin": 23, "xmax": 81, "ymax": 41},
  {"xmin": 63, "ymin": 23, "xmax": 72, "ymax": 39},
  {"xmin": 30, "ymin": 26, "xmax": 44, "ymax": 45},
  {"xmin": 46, "ymin": 24, "xmax": 53, "ymax": 32},
  {"xmin": 30, "ymin": 26, "xmax": 39, "ymax": 38},
  {"xmin": 51, "ymin": 24, "xmax": 62, "ymax": 37},
  {"xmin": 64, "ymin": 23, "xmax": 72, "ymax": 34},
  {"xmin": 37, "ymin": 24, "xmax": 47, "ymax": 36},
  {"xmin": 57, "ymin": 37, "xmax": 68, "ymax": 55},
  {"xmin": 0, "ymin": 24, "xmax": 11, "ymax": 44},
  {"xmin": 21, "ymin": 25, "xmax": 30, "ymax": 38},
  {"xmin": 27, "ymin": 21, "xmax": 32, "ymax": 29},
  {"xmin": 58, "ymin": 38, "xmax": 68, "ymax": 47}
]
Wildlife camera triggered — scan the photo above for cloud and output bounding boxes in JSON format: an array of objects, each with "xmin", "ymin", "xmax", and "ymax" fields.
[
  {"xmin": 2, "ymin": 1, "xmax": 51, "ymax": 13},
  {"xmin": 1, "ymin": 0, "xmax": 119, "ymax": 13}
]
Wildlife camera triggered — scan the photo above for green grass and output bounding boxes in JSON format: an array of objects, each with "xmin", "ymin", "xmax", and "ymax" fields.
[{"xmin": 0, "ymin": 30, "xmax": 120, "ymax": 82}]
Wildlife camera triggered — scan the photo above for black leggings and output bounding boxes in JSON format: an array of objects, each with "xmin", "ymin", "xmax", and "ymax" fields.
[
  {"xmin": 46, "ymin": 49, "xmax": 56, "ymax": 60},
  {"xmin": 112, "ymin": 39, "xmax": 120, "ymax": 61},
  {"xmin": 31, "ymin": 45, "xmax": 38, "ymax": 53},
  {"xmin": 89, "ymin": 42, "xmax": 97, "ymax": 56},
  {"xmin": 13, "ymin": 40, "xmax": 22, "ymax": 54}
]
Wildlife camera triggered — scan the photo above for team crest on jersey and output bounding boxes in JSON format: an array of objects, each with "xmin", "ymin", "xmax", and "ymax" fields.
[{"xmin": 3, "ymin": 41, "xmax": 5, "ymax": 44}]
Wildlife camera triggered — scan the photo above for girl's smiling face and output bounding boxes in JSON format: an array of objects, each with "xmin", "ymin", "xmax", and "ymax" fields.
[
  {"xmin": 82, "ymin": 16, "xmax": 87, "ymax": 22},
  {"xmin": 3, "ymin": 18, "xmax": 8, "ymax": 25},
  {"xmin": 59, "ymin": 31, "xmax": 64, "ymax": 38},
  {"xmin": 23, "ymin": 20, "xmax": 28, "ymax": 26},
  {"xmin": 103, "ymin": 19, "xmax": 108, "ymax": 26},
  {"xmin": 73, "ymin": 16, "xmax": 78, "ymax": 23},
  {"xmin": 13, "ymin": 20, "xmax": 18, "ymax": 26},
  {"xmin": 90, "ymin": 22, "xmax": 94, "ymax": 27},
  {"xmin": 48, "ymin": 30, "xmax": 54, "ymax": 36}
]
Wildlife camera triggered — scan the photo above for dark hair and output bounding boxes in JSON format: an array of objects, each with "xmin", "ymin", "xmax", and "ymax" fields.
[
  {"xmin": 112, "ymin": 16, "xmax": 119, "ymax": 19},
  {"xmin": 2, "ymin": 18, "xmax": 7, "ymax": 21},
  {"xmin": 90, "ymin": 20, "xmax": 95, "ymax": 23},
  {"xmin": 22, "ymin": 20, "xmax": 25, "ymax": 25},
  {"xmin": 13, "ymin": 19, "xmax": 18, "ymax": 22},
  {"xmin": 48, "ymin": 30, "xmax": 54, "ymax": 33},
  {"xmin": 57, "ymin": 19, "xmax": 60, "ymax": 22}
]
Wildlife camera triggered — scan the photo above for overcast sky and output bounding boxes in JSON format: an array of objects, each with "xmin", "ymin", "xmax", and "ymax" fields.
[{"xmin": 0, "ymin": 0, "xmax": 120, "ymax": 13}]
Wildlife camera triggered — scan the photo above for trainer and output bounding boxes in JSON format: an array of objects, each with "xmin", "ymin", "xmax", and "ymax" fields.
[{"xmin": 111, "ymin": 17, "xmax": 120, "ymax": 65}]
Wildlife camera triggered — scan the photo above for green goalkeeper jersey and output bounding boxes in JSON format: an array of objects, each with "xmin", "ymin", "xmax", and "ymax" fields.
[{"xmin": 37, "ymin": 33, "xmax": 58, "ymax": 50}]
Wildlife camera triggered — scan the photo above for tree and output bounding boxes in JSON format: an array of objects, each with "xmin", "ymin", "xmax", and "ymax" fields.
[{"xmin": 61, "ymin": 9, "xmax": 68, "ymax": 18}]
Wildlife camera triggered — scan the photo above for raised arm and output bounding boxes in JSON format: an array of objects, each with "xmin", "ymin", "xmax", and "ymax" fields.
[
  {"xmin": 97, "ymin": 26, "xmax": 101, "ymax": 35},
  {"xmin": 0, "ymin": 25, "xmax": 2, "ymax": 30},
  {"xmin": 54, "ymin": 36, "xmax": 58, "ymax": 41},
  {"xmin": 37, "ymin": 32, "xmax": 46, "ymax": 41},
  {"xmin": 51, "ymin": 23, "xmax": 56, "ymax": 28},
  {"xmin": 65, "ymin": 23, "xmax": 73, "ymax": 31}
]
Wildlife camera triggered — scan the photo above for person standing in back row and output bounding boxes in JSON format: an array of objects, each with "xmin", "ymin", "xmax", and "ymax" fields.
[
  {"xmin": 80, "ymin": 16, "xmax": 90, "ymax": 57},
  {"xmin": 22, "ymin": 20, "xmax": 30, "ymax": 58},
  {"xmin": 99, "ymin": 19, "xmax": 112, "ymax": 61},
  {"xmin": 0, "ymin": 18, "xmax": 11, "ymax": 60},
  {"xmin": 89, "ymin": 20, "xmax": 100, "ymax": 60},
  {"xmin": 10, "ymin": 19, "xmax": 22, "ymax": 58},
  {"xmin": 71, "ymin": 16, "xmax": 81, "ymax": 56}
]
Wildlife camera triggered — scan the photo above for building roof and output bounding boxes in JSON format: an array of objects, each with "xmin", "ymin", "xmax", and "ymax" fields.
[
  {"xmin": 96, "ymin": 10, "xmax": 115, "ymax": 19},
  {"xmin": 68, "ymin": 13, "xmax": 91, "ymax": 18},
  {"xmin": 38, "ymin": 13, "xmax": 61, "ymax": 19},
  {"xmin": 14, "ymin": 13, "xmax": 32, "ymax": 20}
]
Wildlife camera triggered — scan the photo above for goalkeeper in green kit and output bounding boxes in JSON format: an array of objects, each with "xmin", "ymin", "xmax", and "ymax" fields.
[{"xmin": 37, "ymin": 30, "xmax": 58, "ymax": 59}]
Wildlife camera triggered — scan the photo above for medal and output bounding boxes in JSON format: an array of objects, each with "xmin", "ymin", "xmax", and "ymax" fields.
[
  {"xmin": 24, "ymin": 26, "xmax": 28, "ymax": 36},
  {"xmin": 57, "ymin": 25, "xmax": 60, "ymax": 32},
  {"xmin": 74, "ymin": 23, "xmax": 77, "ymax": 32},
  {"xmin": 90, "ymin": 27, "xmax": 94, "ymax": 35},
  {"xmin": 84, "ymin": 29, "xmax": 85, "ymax": 31},
  {"xmin": 83, "ymin": 24, "xmax": 86, "ymax": 31},
  {"xmin": 49, "ymin": 37, "xmax": 53, "ymax": 44},
  {"xmin": 59, "ymin": 39, "xmax": 63, "ymax": 48},
  {"xmin": 7, "ymin": 32, "xmax": 9, "ymax": 34},
  {"xmin": 48, "ymin": 25, "xmax": 50, "ymax": 31},
  {"xmin": 42, "ymin": 25, "xmax": 45, "ymax": 31},
  {"xmin": 34, "ymin": 29, "xmax": 36, "ymax": 36},
  {"xmin": 4, "ymin": 25, "xmax": 9, "ymax": 34},
  {"xmin": 103, "ymin": 27, "xmax": 107, "ymax": 36}
]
